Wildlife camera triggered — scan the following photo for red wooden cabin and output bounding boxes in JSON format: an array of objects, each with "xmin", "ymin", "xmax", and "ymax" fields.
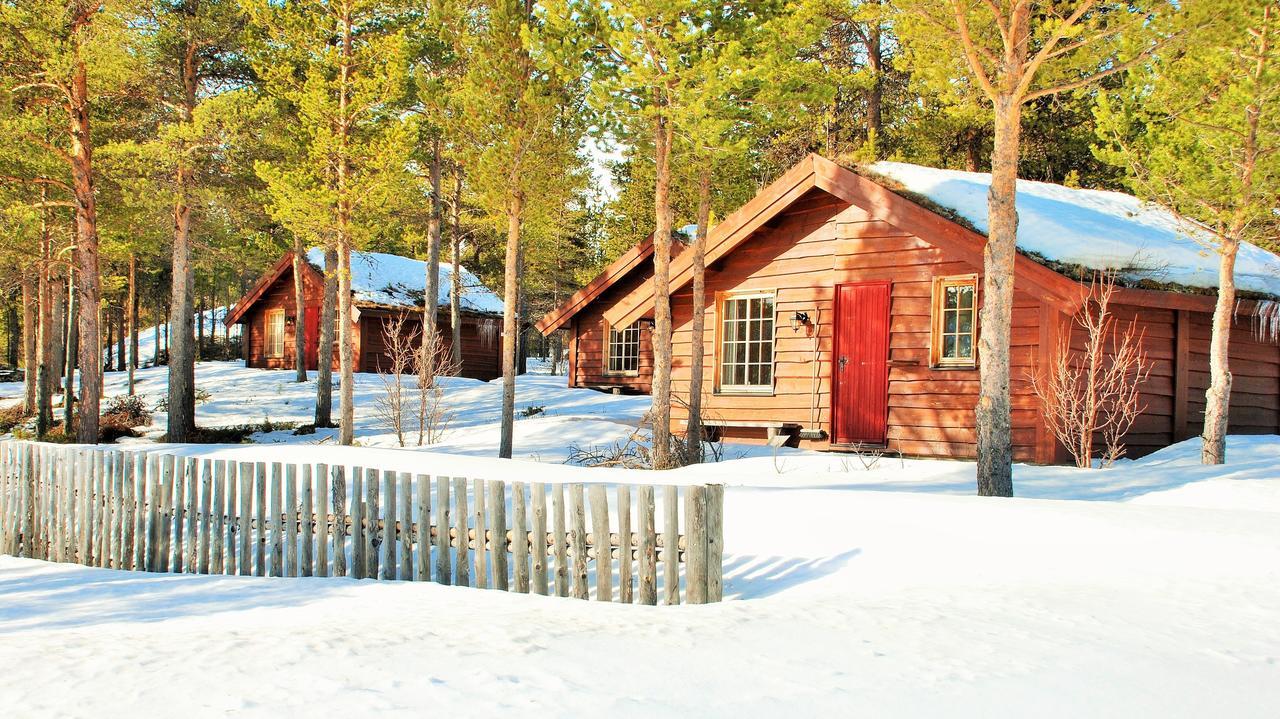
[
  {"xmin": 537, "ymin": 154, "xmax": 1280, "ymax": 463},
  {"xmin": 227, "ymin": 250, "xmax": 503, "ymax": 381}
]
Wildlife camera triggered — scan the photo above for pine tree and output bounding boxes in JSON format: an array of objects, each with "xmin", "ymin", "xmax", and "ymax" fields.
[
  {"xmin": 244, "ymin": 0, "xmax": 416, "ymax": 444},
  {"xmin": 1096, "ymin": 0, "xmax": 1280, "ymax": 465},
  {"xmin": 896, "ymin": 0, "xmax": 1172, "ymax": 496}
]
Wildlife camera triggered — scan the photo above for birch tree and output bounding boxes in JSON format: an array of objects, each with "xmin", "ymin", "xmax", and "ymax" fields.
[
  {"xmin": 1096, "ymin": 0, "xmax": 1280, "ymax": 464},
  {"xmin": 896, "ymin": 0, "xmax": 1172, "ymax": 496}
]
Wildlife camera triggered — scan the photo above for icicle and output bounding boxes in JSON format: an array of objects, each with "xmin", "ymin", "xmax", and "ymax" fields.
[
  {"xmin": 478, "ymin": 317, "xmax": 499, "ymax": 350},
  {"xmin": 1251, "ymin": 299, "xmax": 1280, "ymax": 344}
]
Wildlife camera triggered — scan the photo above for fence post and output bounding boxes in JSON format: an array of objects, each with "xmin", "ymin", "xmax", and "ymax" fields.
[
  {"xmin": 283, "ymin": 464, "xmax": 297, "ymax": 578},
  {"xmin": 488, "ymin": 480, "xmax": 505, "ymax": 591},
  {"xmin": 365, "ymin": 467, "xmax": 379, "ymax": 580},
  {"xmin": 552, "ymin": 483, "xmax": 567, "ymax": 598},
  {"xmin": 617, "ymin": 485, "xmax": 632, "ymax": 604},
  {"xmin": 400, "ymin": 473, "xmax": 414, "ymax": 581},
  {"xmin": 199, "ymin": 459, "xmax": 212, "ymax": 574},
  {"xmin": 472, "ymin": 478, "xmax": 486, "ymax": 589},
  {"xmin": 436, "ymin": 476, "xmax": 451, "ymax": 585},
  {"xmin": 350, "ymin": 467, "xmax": 364, "ymax": 579},
  {"xmin": 185, "ymin": 457, "xmax": 199, "ymax": 573},
  {"xmin": 314, "ymin": 464, "xmax": 328, "ymax": 578},
  {"xmin": 211, "ymin": 460, "xmax": 226, "ymax": 575},
  {"xmin": 380, "ymin": 469, "xmax": 395, "ymax": 580},
  {"xmin": 638, "ymin": 485, "xmax": 657, "ymax": 605},
  {"xmin": 512, "ymin": 481, "xmax": 529, "ymax": 594},
  {"xmin": 569, "ymin": 483, "xmax": 588, "ymax": 600},
  {"xmin": 588, "ymin": 484, "xmax": 610, "ymax": 602},
  {"xmin": 531, "ymin": 482, "xmax": 547, "ymax": 596},
  {"xmin": 331, "ymin": 465, "xmax": 347, "ymax": 579},
  {"xmin": 706, "ymin": 484, "xmax": 724, "ymax": 602},
  {"xmin": 685, "ymin": 485, "xmax": 708, "ymax": 605},
  {"xmin": 299, "ymin": 464, "xmax": 312, "ymax": 578},
  {"xmin": 663, "ymin": 485, "xmax": 680, "ymax": 606},
  {"xmin": 452, "ymin": 477, "xmax": 468, "ymax": 587},
  {"xmin": 415, "ymin": 473, "xmax": 431, "ymax": 582}
]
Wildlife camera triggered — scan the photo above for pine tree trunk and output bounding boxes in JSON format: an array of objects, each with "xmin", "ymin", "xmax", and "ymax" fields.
[
  {"xmin": 69, "ymin": 58, "xmax": 102, "ymax": 443},
  {"xmin": 35, "ymin": 249, "xmax": 53, "ymax": 435},
  {"xmin": 167, "ymin": 172, "xmax": 196, "ymax": 441},
  {"xmin": 685, "ymin": 163, "xmax": 712, "ymax": 465},
  {"xmin": 63, "ymin": 266, "xmax": 79, "ymax": 432},
  {"xmin": 315, "ymin": 245, "xmax": 337, "ymax": 427},
  {"xmin": 336, "ymin": 3, "xmax": 355, "ymax": 446},
  {"xmin": 115, "ymin": 306, "xmax": 124, "ymax": 375},
  {"xmin": 450, "ymin": 170, "xmax": 463, "ymax": 366},
  {"xmin": 650, "ymin": 114, "xmax": 674, "ymax": 469},
  {"xmin": 127, "ymin": 253, "xmax": 137, "ymax": 395},
  {"xmin": 293, "ymin": 236, "xmax": 307, "ymax": 382},
  {"xmin": 5, "ymin": 299, "xmax": 17, "ymax": 368},
  {"xmin": 975, "ymin": 97, "xmax": 1019, "ymax": 497},
  {"xmin": 105, "ymin": 309, "xmax": 113, "ymax": 372},
  {"xmin": 423, "ymin": 139, "xmax": 443, "ymax": 384},
  {"xmin": 865, "ymin": 4, "xmax": 883, "ymax": 151},
  {"xmin": 21, "ymin": 272, "xmax": 36, "ymax": 414},
  {"xmin": 517, "ymin": 241, "xmax": 527, "ymax": 376},
  {"xmin": 50, "ymin": 268, "xmax": 65, "ymax": 395},
  {"xmin": 1202, "ymin": 238, "xmax": 1239, "ymax": 464},
  {"xmin": 499, "ymin": 192, "xmax": 523, "ymax": 459}
]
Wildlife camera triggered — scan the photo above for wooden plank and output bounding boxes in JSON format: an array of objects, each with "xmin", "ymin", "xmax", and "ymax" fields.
[
  {"xmin": 124, "ymin": 453, "xmax": 138, "ymax": 571},
  {"xmin": 588, "ymin": 484, "xmax": 611, "ymax": 601},
  {"xmin": 570, "ymin": 483, "xmax": 588, "ymax": 599},
  {"xmin": 226, "ymin": 461, "xmax": 240, "ymax": 576},
  {"xmin": 663, "ymin": 485, "xmax": 679, "ymax": 605},
  {"xmin": 400, "ymin": 472, "xmax": 414, "ymax": 581},
  {"xmin": 617, "ymin": 485, "xmax": 632, "ymax": 604},
  {"xmin": 254, "ymin": 462, "xmax": 267, "ymax": 577},
  {"xmin": 366, "ymin": 467, "xmax": 380, "ymax": 580},
  {"xmin": 638, "ymin": 485, "xmax": 657, "ymax": 605},
  {"xmin": 706, "ymin": 484, "xmax": 724, "ymax": 602},
  {"xmin": 315, "ymin": 464, "xmax": 329, "ymax": 578},
  {"xmin": 96, "ymin": 452, "xmax": 109, "ymax": 567},
  {"xmin": 211, "ymin": 460, "xmax": 225, "ymax": 575},
  {"xmin": 185, "ymin": 457, "xmax": 199, "ymax": 572},
  {"xmin": 109, "ymin": 451, "xmax": 124, "ymax": 569},
  {"xmin": 285, "ymin": 464, "xmax": 299, "ymax": 577},
  {"xmin": 685, "ymin": 485, "xmax": 708, "ymax": 604},
  {"xmin": 198, "ymin": 459, "xmax": 212, "ymax": 574},
  {"xmin": 489, "ymin": 480, "xmax": 507, "ymax": 591},
  {"xmin": 436, "ymin": 476, "xmax": 452, "ymax": 585},
  {"xmin": 452, "ymin": 477, "xmax": 468, "ymax": 588},
  {"xmin": 170, "ymin": 455, "xmax": 185, "ymax": 572},
  {"xmin": 512, "ymin": 481, "xmax": 529, "ymax": 593},
  {"xmin": 380, "ymin": 469, "xmax": 396, "ymax": 580},
  {"xmin": 331, "ymin": 465, "xmax": 347, "ymax": 578},
  {"xmin": 416, "ymin": 473, "xmax": 431, "ymax": 581},
  {"xmin": 158, "ymin": 454, "xmax": 175, "ymax": 572},
  {"xmin": 553, "ymin": 483, "xmax": 568, "ymax": 597},
  {"xmin": 350, "ymin": 467, "xmax": 365, "ymax": 579},
  {"xmin": 299, "ymin": 464, "xmax": 313, "ymax": 577},
  {"xmin": 531, "ymin": 482, "xmax": 548, "ymax": 596},
  {"xmin": 268, "ymin": 463, "xmax": 283, "ymax": 577},
  {"xmin": 237, "ymin": 461, "xmax": 253, "ymax": 576},
  {"xmin": 472, "ymin": 478, "xmax": 486, "ymax": 588}
]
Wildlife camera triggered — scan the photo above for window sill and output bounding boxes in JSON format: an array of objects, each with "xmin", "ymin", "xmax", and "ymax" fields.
[
  {"xmin": 928, "ymin": 362, "xmax": 977, "ymax": 371},
  {"xmin": 715, "ymin": 388, "xmax": 775, "ymax": 397},
  {"xmin": 603, "ymin": 372, "xmax": 640, "ymax": 379}
]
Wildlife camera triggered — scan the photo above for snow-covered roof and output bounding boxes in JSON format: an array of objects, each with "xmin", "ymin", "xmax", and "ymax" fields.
[
  {"xmin": 866, "ymin": 162, "xmax": 1280, "ymax": 298},
  {"xmin": 305, "ymin": 248, "xmax": 504, "ymax": 314}
]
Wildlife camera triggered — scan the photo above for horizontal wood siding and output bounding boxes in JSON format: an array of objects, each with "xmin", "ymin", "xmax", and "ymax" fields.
[
  {"xmin": 359, "ymin": 311, "xmax": 501, "ymax": 381},
  {"xmin": 570, "ymin": 262, "xmax": 656, "ymax": 393},
  {"xmin": 664, "ymin": 189, "xmax": 1048, "ymax": 462},
  {"xmin": 1183, "ymin": 310, "xmax": 1280, "ymax": 440}
]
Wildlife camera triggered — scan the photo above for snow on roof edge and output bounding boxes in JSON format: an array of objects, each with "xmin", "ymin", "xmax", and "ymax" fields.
[{"xmin": 303, "ymin": 248, "xmax": 505, "ymax": 315}]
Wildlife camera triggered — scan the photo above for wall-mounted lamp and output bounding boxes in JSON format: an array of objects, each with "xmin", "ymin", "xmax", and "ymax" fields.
[
  {"xmin": 638, "ymin": 318, "xmax": 656, "ymax": 330},
  {"xmin": 790, "ymin": 311, "xmax": 811, "ymax": 332}
]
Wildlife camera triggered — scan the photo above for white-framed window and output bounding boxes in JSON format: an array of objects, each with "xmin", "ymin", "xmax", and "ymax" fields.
[
  {"xmin": 265, "ymin": 309, "xmax": 285, "ymax": 358},
  {"xmin": 718, "ymin": 291, "xmax": 775, "ymax": 392},
  {"xmin": 606, "ymin": 321, "xmax": 642, "ymax": 375},
  {"xmin": 930, "ymin": 274, "xmax": 978, "ymax": 368}
]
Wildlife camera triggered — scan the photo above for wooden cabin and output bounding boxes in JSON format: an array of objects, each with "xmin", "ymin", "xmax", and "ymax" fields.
[
  {"xmin": 537, "ymin": 154, "xmax": 1280, "ymax": 463},
  {"xmin": 227, "ymin": 249, "xmax": 503, "ymax": 381}
]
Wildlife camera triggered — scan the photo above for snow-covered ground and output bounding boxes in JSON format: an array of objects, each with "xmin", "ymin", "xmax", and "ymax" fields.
[{"xmin": 1, "ymin": 361, "xmax": 1278, "ymax": 716}]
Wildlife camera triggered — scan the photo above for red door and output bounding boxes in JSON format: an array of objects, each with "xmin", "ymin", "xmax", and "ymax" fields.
[
  {"xmin": 303, "ymin": 306, "xmax": 319, "ymax": 370},
  {"xmin": 832, "ymin": 282, "xmax": 891, "ymax": 445}
]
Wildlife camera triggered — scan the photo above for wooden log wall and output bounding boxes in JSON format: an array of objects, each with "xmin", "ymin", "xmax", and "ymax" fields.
[{"xmin": 0, "ymin": 442, "xmax": 725, "ymax": 605}]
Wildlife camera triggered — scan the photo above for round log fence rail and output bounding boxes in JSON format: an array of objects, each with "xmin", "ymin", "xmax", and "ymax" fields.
[{"xmin": 0, "ymin": 441, "xmax": 725, "ymax": 605}]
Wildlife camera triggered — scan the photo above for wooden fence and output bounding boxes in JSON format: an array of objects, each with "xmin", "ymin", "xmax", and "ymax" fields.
[{"xmin": 0, "ymin": 441, "xmax": 724, "ymax": 604}]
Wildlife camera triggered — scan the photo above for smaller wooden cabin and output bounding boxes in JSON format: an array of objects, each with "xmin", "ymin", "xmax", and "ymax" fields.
[
  {"xmin": 538, "ymin": 154, "xmax": 1280, "ymax": 463},
  {"xmin": 227, "ymin": 249, "xmax": 504, "ymax": 381}
]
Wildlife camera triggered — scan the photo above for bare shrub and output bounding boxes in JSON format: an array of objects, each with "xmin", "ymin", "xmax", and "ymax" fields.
[
  {"xmin": 416, "ymin": 324, "xmax": 459, "ymax": 445},
  {"xmin": 1031, "ymin": 271, "xmax": 1152, "ymax": 468},
  {"xmin": 374, "ymin": 313, "xmax": 419, "ymax": 447},
  {"xmin": 567, "ymin": 406, "xmax": 724, "ymax": 469}
]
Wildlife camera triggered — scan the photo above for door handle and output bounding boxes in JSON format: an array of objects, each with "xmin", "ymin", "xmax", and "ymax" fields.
[{"xmin": 838, "ymin": 356, "xmax": 848, "ymax": 371}]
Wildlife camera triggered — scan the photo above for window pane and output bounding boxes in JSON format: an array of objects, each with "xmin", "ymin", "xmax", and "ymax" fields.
[
  {"xmin": 749, "ymin": 297, "xmax": 760, "ymax": 318},
  {"xmin": 958, "ymin": 285, "xmax": 974, "ymax": 308},
  {"xmin": 943, "ymin": 335, "xmax": 957, "ymax": 358},
  {"xmin": 959, "ymin": 310, "xmax": 972, "ymax": 334},
  {"xmin": 747, "ymin": 365, "xmax": 759, "ymax": 385},
  {"xmin": 748, "ymin": 342, "xmax": 759, "ymax": 364},
  {"xmin": 734, "ymin": 365, "xmax": 745, "ymax": 386},
  {"xmin": 944, "ymin": 286, "xmax": 958, "ymax": 309},
  {"xmin": 958, "ymin": 334, "xmax": 972, "ymax": 358},
  {"xmin": 944, "ymin": 311, "xmax": 957, "ymax": 334},
  {"xmin": 761, "ymin": 364, "xmax": 772, "ymax": 385}
]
